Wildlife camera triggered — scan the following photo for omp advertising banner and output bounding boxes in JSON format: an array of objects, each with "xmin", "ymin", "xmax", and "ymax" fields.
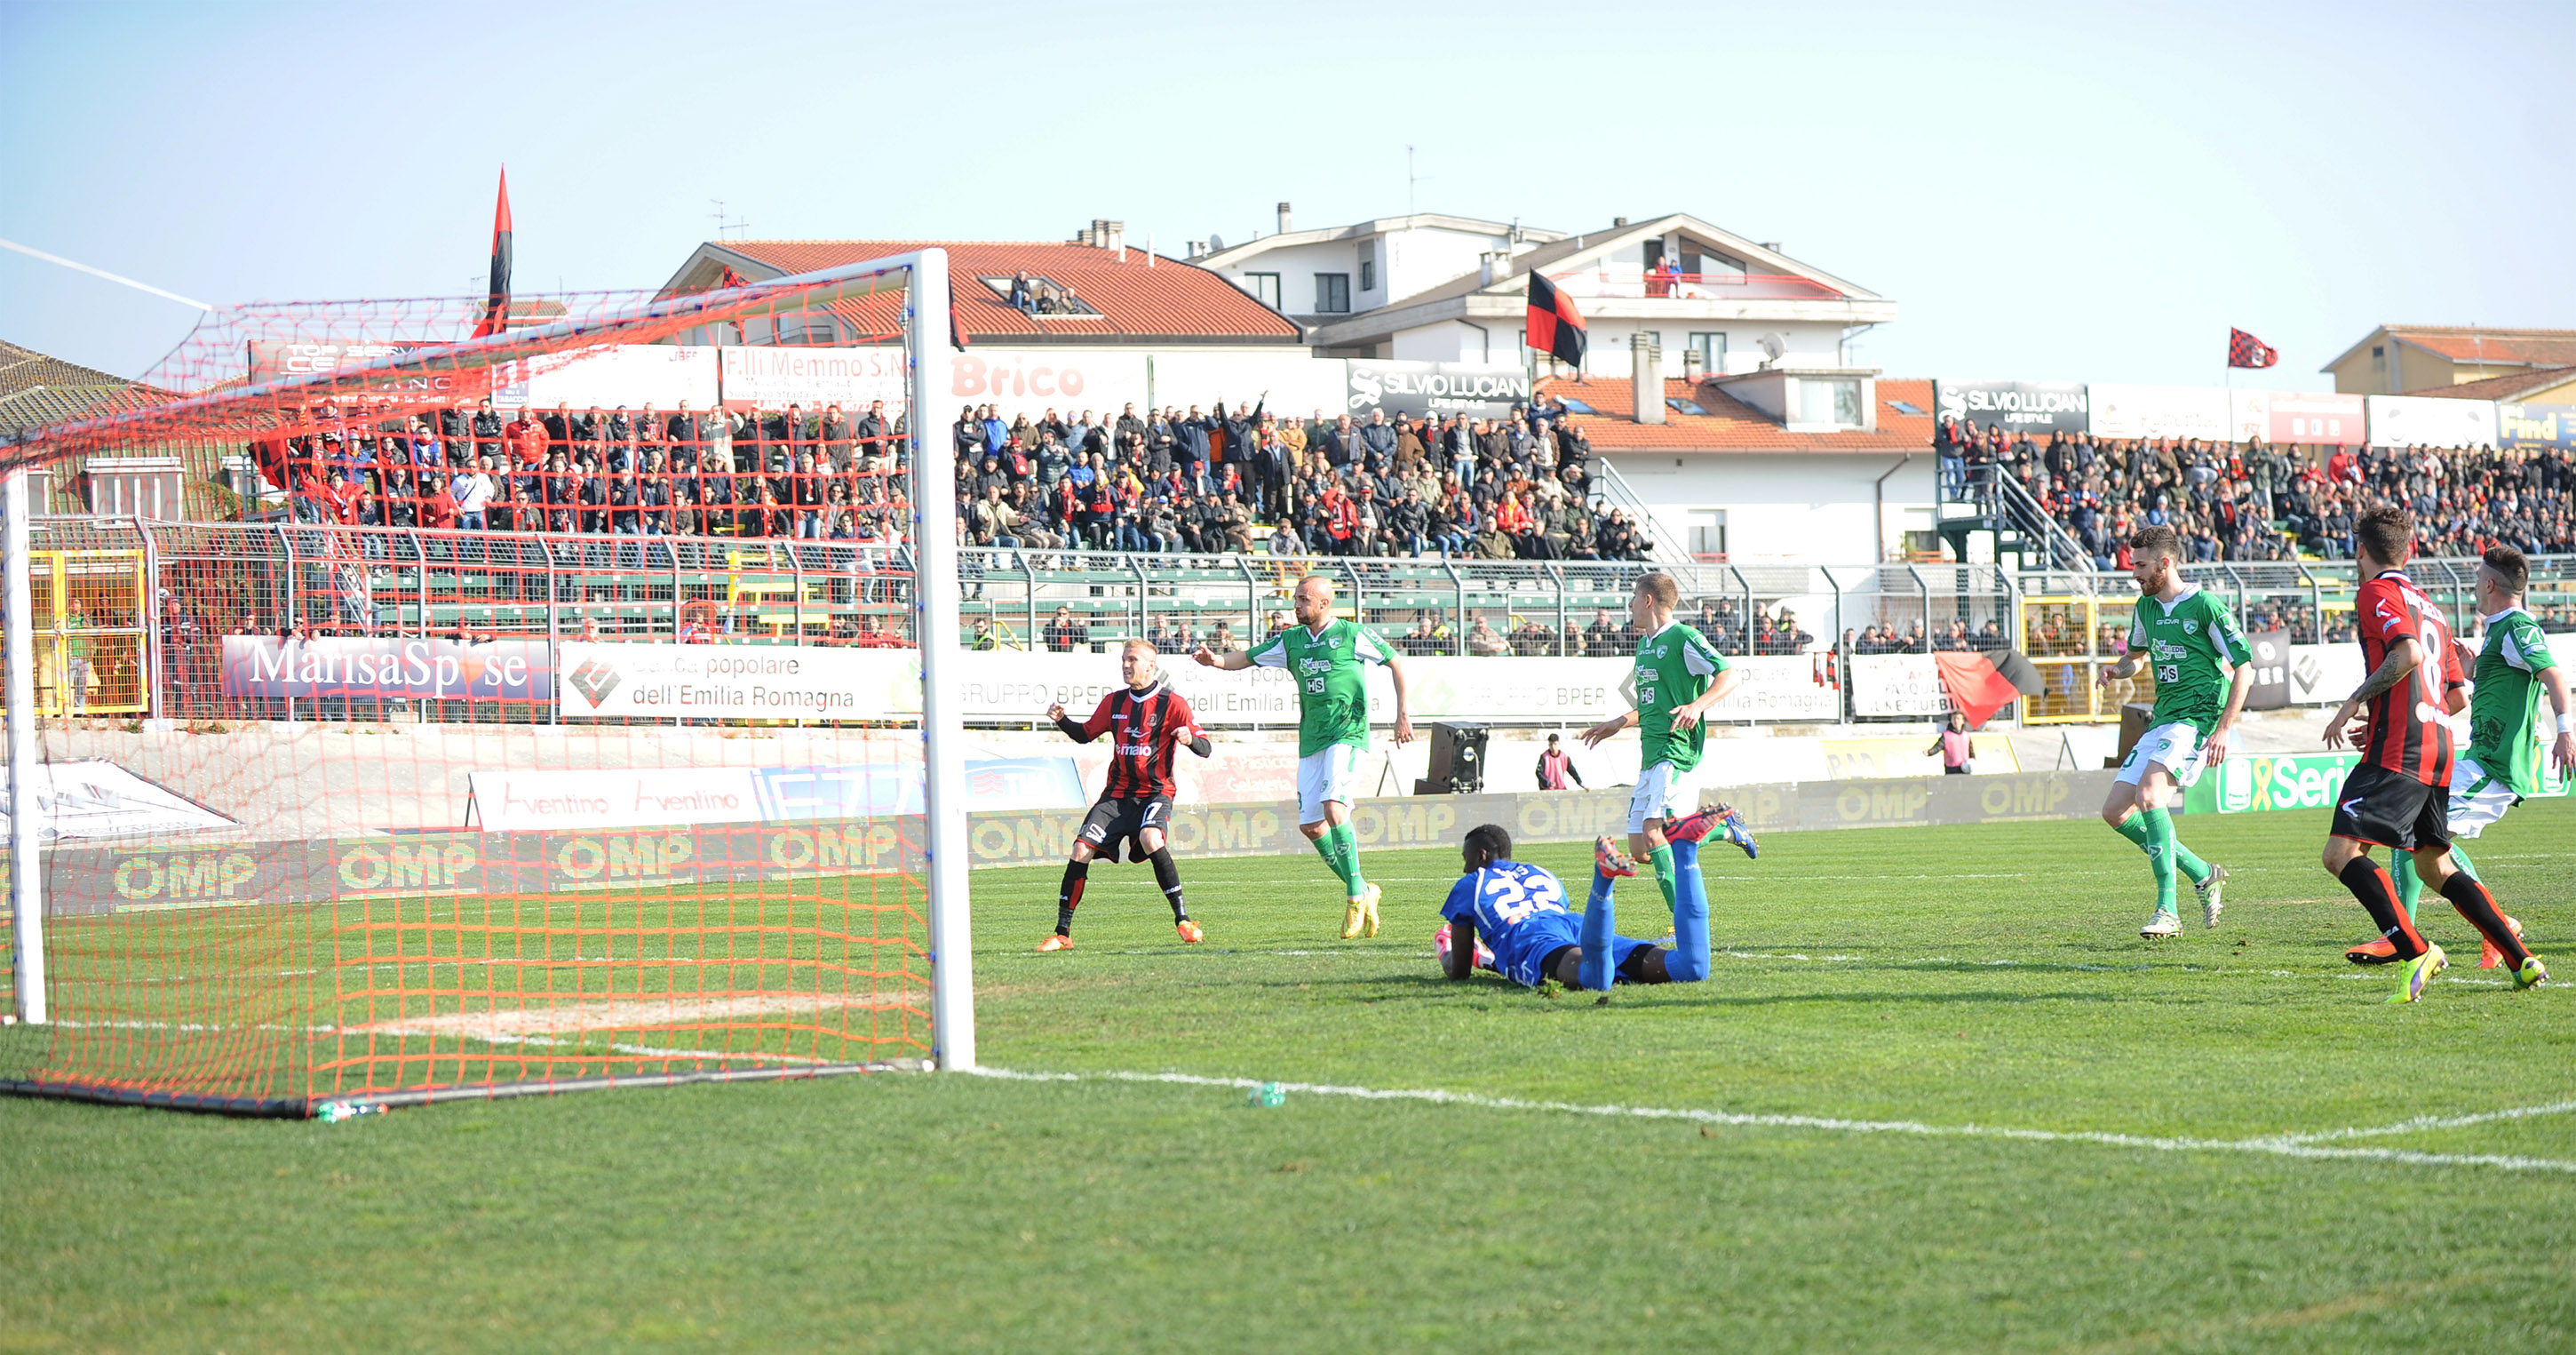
[
  {"xmin": 720, "ymin": 346, "xmax": 909, "ymax": 413},
  {"xmin": 2496, "ymin": 402, "xmax": 2576, "ymax": 451},
  {"xmin": 494, "ymin": 343, "xmax": 718, "ymax": 410},
  {"xmin": 1934, "ymin": 379, "xmax": 2088, "ymax": 434},
  {"xmin": 1849, "ymin": 653, "xmax": 1952, "ymax": 717},
  {"xmin": 2265, "ymin": 392, "xmax": 2365, "ymax": 445},
  {"xmin": 2246, "ymin": 629, "xmax": 2292, "ymax": 711},
  {"xmin": 221, "ymin": 635, "xmax": 553, "ymax": 702},
  {"xmin": 959, "ymin": 771, "xmax": 2119, "ymax": 868},
  {"xmin": 1346, "ymin": 362, "xmax": 1531, "ymax": 420},
  {"xmin": 2087, "ymin": 384, "xmax": 2233, "ymax": 442},
  {"xmin": 2364, "ymin": 395, "xmax": 2500, "ymax": 450}
]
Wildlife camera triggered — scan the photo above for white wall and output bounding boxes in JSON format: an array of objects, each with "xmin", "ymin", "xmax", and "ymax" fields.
[
  {"xmin": 1566, "ymin": 321, "xmax": 1846, "ymax": 379},
  {"xmin": 1603, "ymin": 451, "xmax": 1933, "ymax": 564},
  {"xmin": 1216, "ymin": 222, "xmax": 1519, "ymax": 316}
]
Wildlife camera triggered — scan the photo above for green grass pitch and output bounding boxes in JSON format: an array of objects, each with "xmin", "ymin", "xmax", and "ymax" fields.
[{"xmin": 3, "ymin": 799, "xmax": 2572, "ymax": 1351}]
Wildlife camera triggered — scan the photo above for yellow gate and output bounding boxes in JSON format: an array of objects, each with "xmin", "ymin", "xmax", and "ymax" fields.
[
  {"xmin": 2017, "ymin": 592, "xmax": 2158, "ymax": 724},
  {"xmin": 7, "ymin": 548, "xmax": 151, "ymax": 717}
]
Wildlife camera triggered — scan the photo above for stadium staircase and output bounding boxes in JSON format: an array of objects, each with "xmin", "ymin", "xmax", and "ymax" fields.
[{"xmin": 1937, "ymin": 465, "xmax": 2092, "ymax": 575}]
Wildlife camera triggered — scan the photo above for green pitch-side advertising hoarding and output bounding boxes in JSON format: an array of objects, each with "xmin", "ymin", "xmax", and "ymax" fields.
[{"xmin": 2188, "ymin": 751, "xmax": 2569, "ymax": 815}]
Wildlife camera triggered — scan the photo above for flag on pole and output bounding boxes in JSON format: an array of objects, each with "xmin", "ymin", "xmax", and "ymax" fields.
[
  {"xmin": 717, "ymin": 264, "xmax": 749, "ymax": 343},
  {"xmin": 2226, "ymin": 328, "xmax": 2278, "ymax": 370},
  {"xmin": 471, "ymin": 168, "xmax": 513, "ymax": 339},
  {"xmin": 1526, "ymin": 273, "xmax": 1587, "ymax": 369}
]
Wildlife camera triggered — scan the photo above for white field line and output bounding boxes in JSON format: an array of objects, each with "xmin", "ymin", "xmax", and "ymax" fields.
[
  {"xmin": 352, "ymin": 992, "xmax": 915, "ymax": 1040},
  {"xmin": 967, "ymin": 1067, "xmax": 2576, "ymax": 1176},
  {"xmin": 2278, "ymin": 1099, "xmax": 2576, "ymax": 1144}
]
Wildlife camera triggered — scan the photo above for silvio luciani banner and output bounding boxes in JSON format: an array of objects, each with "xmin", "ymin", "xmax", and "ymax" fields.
[
  {"xmin": 1933, "ymin": 379, "xmax": 2088, "ymax": 434},
  {"xmin": 220, "ymin": 635, "xmax": 553, "ymax": 701}
]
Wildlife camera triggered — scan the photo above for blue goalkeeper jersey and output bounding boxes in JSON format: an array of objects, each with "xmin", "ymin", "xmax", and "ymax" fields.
[{"xmin": 1440, "ymin": 861, "xmax": 1578, "ymax": 985}]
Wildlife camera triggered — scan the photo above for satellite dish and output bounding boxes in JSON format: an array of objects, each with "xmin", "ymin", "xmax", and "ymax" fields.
[
  {"xmin": 1760, "ymin": 332, "xmax": 1787, "ymax": 362},
  {"xmin": 1207, "ymin": 233, "xmax": 1226, "ymax": 251}
]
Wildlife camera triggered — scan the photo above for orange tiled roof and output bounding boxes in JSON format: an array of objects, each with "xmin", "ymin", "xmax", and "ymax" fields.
[
  {"xmin": 1538, "ymin": 375, "xmax": 1931, "ymax": 452},
  {"xmin": 2389, "ymin": 328, "xmax": 2576, "ymax": 367},
  {"xmin": 2403, "ymin": 365, "xmax": 2576, "ymax": 402},
  {"xmin": 713, "ymin": 240, "xmax": 1302, "ymax": 345}
]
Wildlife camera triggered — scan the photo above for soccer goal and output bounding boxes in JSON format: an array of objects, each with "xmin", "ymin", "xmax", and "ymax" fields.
[{"xmin": 0, "ymin": 251, "xmax": 975, "ymax": 1115}]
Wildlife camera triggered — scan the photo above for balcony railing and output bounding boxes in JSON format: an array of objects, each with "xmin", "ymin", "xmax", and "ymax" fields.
[{"xmin": 1542, "ymin": 268, "xmax": 1848, "ymax": 302}]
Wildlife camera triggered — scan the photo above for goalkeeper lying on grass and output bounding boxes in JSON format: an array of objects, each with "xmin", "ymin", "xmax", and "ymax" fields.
[{"xmin": 1435, "ymin": 823, "xmax": 1682, "ymax": 990}]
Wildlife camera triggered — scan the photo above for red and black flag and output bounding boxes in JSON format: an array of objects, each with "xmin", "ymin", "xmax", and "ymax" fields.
[
  {"xmin": 1526, "ymin": 273, "xmax": 1587, "ymax": 369},
  {"xmin": 717, "ymin": 264, "xmax": 750, "ymax": 343},
  {"xmin": 2227, "ymin": 327, "xmax": 2278, "ymax": 370},
  {"xmin": 471, "ymin": 168, "xmax": 513, "ymax": 339}
]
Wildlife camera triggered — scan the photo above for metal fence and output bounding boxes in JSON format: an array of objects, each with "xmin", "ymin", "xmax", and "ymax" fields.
[{"xmin": 12, "ymin": 515, "xmax": 2572, "ymax": 726}]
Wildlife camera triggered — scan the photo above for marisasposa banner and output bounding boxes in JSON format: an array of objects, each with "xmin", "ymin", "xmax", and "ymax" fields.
[{"xmin": 221, "ymin": 634, "xmax": 553, "ymax": 702}]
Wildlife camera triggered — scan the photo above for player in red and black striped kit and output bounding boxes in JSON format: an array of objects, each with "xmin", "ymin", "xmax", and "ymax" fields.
[
  {"xmin": 2320, "ymin": 507, "xmax": 2546, "ymax": 1000},
  {"xmin": 1038, "ymin": 638, "xmax": 1214, "ymax": 952}
]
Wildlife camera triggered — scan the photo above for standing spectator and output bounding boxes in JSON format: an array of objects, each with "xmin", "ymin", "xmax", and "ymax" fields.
[{"xmin": 1535, "ymin": 733, "xmax": 1586, "ymax": 790}]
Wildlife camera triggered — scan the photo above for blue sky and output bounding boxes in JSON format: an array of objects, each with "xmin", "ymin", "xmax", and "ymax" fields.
[{"xmin": 2, "ymin": 0, "xmax": 2567, "ymax": 388}]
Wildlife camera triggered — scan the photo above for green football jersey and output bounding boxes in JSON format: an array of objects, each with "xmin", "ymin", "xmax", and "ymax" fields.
[
  {"xmin": 2467, "ymin": 607, "xmax": 2557, "ymax": 797},
  {"xmin": 1246, "ymin": 618, "xmax": 1397, "ymax": 756},
  {"xmin": 2127, "ymin": 586, "xmax": 2251, "ymax": 736},
  {"xmin": 1633, "ymin": 620, "xmax": 1729, "ymax": 773}
]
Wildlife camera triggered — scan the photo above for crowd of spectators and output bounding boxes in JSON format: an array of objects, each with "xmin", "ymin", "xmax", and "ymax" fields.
[
  {"xmin": 251, "ymin": 392, "xmax": 1659, "ymax": 566},
  {"xmin": 263, "ymin": 396, "xmax": 915, "ymax": 546},
  {"xmin": 1936, "ymin": 418, "xmax": 2576, "ymax": 570},
  {"xmin": 950, "ymin": 398, "xmax": 1657, "ymax": 563}
]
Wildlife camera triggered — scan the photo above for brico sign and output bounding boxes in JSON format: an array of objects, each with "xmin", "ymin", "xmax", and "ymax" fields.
[{"xmin": 951, "ymin": 353, "xmax": 1108, "ymax": 400}]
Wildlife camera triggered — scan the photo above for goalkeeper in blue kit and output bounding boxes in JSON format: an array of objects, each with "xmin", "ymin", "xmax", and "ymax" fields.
[{"xmin": 1435, "ymin": 824, "xmax": 1678, "ymax": 988}]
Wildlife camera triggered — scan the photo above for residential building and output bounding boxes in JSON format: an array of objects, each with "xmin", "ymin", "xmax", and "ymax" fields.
[{"xmin": 2321, "ymin": 325, "xmax": 2576, "ymax": 395}]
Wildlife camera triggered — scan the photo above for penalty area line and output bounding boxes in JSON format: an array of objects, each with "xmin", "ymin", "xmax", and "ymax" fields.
[{"xmin": 965, "ymin": 1067, "xmax": 2576, "ymax": 1176}]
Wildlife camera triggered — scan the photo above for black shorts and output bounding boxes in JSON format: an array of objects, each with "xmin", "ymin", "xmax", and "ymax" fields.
[
  {"xmin": 1078, "ymin": 794, "xmax": 1173, "ymax": 862},
  {"xmin": 2328, "ymin": 763, "xmax": 2450, "ymax": 852},
  {"xmin": 1537, "ymin": 943, "xmax": 1666, "ymax": 985}
]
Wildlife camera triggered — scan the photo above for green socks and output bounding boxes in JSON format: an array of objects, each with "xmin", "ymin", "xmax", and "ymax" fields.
[
  {"xmin": 1311, "ymin": 824, "xmax": 1368, "ymax": 899},
  {"xmin": 2113, "ymin": 810, "xmax": 2177, "ymax": 913},
  {"xmin": 2151, "ymin": 809, "xmax": 2213, "ymax": 888},
  {"xmin": 2392, "ymin": 842, "xmax": 2474, "ymax": 923},
  {"xmin": 1648, "ymin": 844, "xmax": 1681, "ymax": 918}
]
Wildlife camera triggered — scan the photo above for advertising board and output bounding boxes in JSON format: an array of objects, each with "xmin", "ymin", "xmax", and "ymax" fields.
[
  {"xmin": 720, "ymin": 345, "xmax": 909, "ymax": 413},
  {"xmin": 2087, "ymin": 384, "xmax": 2233, "ymax": 441},
  {"xmin": 0, "ymin": 760, "xmax": 236, "ymax": 841},
  {"xmin": 1849, "ymin": 652, "xmax": 1952, "ymax": 717},
  {"xmin": 2365, "ymin": 395, "xmax": 2499, "ymax": 450},
  {"xmin": 495, "ymin": 344, "xmax": 718, "ymax": 410},
  {"xmin": 2495, "ymin": 402, "xmax": 2576, "ymax": 451},
  {"xmin": 2265, "ymin": 392, "xmax": 2365, "ymax": 445},
  {"xmin": 220, "ymin": 635, "xmax": 553, "ymax": 703},
  {"xmin": 1346, "ymin": 361, "xmax": 1531, "ymax": 420},
  {"xmin": 1933, "ymin": 379, "xmax": 2089, "ymax": 434}
]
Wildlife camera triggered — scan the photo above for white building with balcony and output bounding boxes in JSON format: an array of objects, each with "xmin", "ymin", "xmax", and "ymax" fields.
[{"xmin": 1201, "ymin": 210, "xmax": 1894, "ymax": 379}]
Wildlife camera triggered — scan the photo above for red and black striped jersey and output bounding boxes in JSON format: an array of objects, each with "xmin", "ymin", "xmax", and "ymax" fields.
[
  {"xmin": 2355, "ymin": 570, "xmax": 2467, "ymax": 785},
  {"xmin": 1059, "ymin": 680, "xmax": 1200, "ymax": 799}
]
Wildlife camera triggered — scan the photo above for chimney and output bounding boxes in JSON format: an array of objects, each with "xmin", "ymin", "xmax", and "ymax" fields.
[
  {"xmin": 1633, "ymin": 333, "xmax": 1665, "ymax": 426},
  {"xmin": 1187, "ymin": 240, "xmax": 1207, "ymax": 260},
  {"xmin": 1613, "ymin": 216, "xmax": 1629, "ymax": 227},
  {"xmin": 1682, "ymin": 345, "xmax": 1705, "ymax": 382},
  {"xmin": 1102, "ymin": 219, "xmax": 1125, "ymax": 255},
  {"xmin": 1276, "ymin": 202, "xmax": 1292, "ymax": 235},
  {"xmin": 1478, "ymin": 251, "xmax": 1505, "ymax": 286},
  {"xmin": 1074, "ymin": 227, "xmax": 1094, "ymax": 246}
]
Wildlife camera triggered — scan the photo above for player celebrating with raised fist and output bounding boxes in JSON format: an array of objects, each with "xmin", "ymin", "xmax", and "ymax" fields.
[
  {"xmin": 2097, "ymin": 523, "xmax": 2251, "ymax": 939},
  {"xmin": 1038, "ymin": 639, "xmax": 1213, "ymax": 952},
  {"xmin": 1578, "ymin": 573, "xmax": 1755, "ymax": 992},
  {"xmin": 1196, "ymin": 574, "xmax": 1413, "ymax": 939},
  {"xmin": 2349, "ymin": 545, "xmax": 2573, "ymax": 969},
  {"xmin": 2325, "ymin": 520, "xmax": 2549, "ymax": 996}
]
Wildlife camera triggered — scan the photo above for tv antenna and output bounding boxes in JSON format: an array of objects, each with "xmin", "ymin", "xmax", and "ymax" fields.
[
  {"xmin": 709, "ymin": 199, "xmax": 751, "ymax": 239},
  {"xmin": 1406, "ymin": 145, "xmax": 1434, "ymax": 217}
]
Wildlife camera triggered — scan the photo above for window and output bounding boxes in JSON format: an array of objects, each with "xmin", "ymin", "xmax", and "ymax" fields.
[
  {"xmin": 1688, "ymin": 510, "xmax": 1727, "ymax": 561},
  {"xmin": 1887, "ymin": 399, "xmax": 1926, "ymax": 417},
  {"xmin": 1688, "ymin": 331, "xmax": 1727, "ymax": 372},
  {"xmin": 1556, "ymin": 397, "xmax": 1597, "ymax": 415},
  {"xmin": 1358, "ymin": 242, "xmax": 1377, "ymax": 294},
  {"xmin": 1314, "ymin": 273, "xmax": 1350, "ymax": 314},
  {"xmin": 977, "ymin": 275, "xmax": 1099, "ymax": 315},
  {"xmin": 1800, "ymin": 379, "xmax": 1863, "ymax": 426},
  {"xmin": 1682, "ymin": 248, "xmax": 1745, "ymax": 279},
  {"xmin": 1243, "ymin": 272, "xmax": 1282, "ymax": 308},
  {"xmin": 1666, "ymin": 397, "xmax": 1708, "ymax": 416}
]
